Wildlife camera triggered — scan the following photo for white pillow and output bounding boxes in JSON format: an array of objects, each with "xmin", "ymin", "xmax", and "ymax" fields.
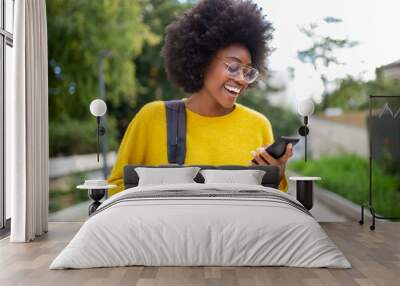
[
  {"xmin": 200, "ymin": 169, "xmax": 266, "ymax": 185},
  {"xmin": 135, "ymin": 167, "xmax": 201, "ymax": 186}
]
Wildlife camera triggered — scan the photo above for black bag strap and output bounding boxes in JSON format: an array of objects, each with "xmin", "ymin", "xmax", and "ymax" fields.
[{"xmin": 165, "ymin": 99, "xmax": 187, "ymax": 165}]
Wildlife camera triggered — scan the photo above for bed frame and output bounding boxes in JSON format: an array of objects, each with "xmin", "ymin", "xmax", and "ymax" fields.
[{"xmin": 123, "ymin": 164, "xmax": 281, "ymax": 189}]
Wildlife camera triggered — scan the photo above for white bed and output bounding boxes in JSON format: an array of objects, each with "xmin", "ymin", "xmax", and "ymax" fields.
[{"xmin": 50, "ymin": 183, "xmax": 351, "ymax": 269}]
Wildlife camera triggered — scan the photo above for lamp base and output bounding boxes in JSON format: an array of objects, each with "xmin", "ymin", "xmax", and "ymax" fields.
[
  {"xmin": 298, "ymin": 125, "xmax": 309, "ymax": 136},
  {"xmin": 88, "ymin": 189, "xmax": 106, "ymax": 215}
]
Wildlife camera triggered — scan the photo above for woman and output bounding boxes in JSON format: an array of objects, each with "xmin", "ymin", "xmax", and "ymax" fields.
[{"xmin": 108, "ymin": 0, "xmax": 293, "ymax": 196}]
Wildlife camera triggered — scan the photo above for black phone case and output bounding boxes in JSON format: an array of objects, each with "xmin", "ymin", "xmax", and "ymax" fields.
[{"xmin": 251, "ymin": 136, "xmax": 299, "ymax": 164}]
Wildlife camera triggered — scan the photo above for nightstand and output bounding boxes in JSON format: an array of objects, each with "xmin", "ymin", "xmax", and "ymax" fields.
[
  {"xmin": 77, "ymin": 181, "xmax": 117, "ymax": 215},
  {"xmin": 289, "ymin": 176, "xmax": 321, "ymax": 210}
]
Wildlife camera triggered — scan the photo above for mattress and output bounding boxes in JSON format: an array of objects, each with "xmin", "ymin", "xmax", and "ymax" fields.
[{"xmin": 49, "ymin": 183, "xmax": 351, "ymax": 269}]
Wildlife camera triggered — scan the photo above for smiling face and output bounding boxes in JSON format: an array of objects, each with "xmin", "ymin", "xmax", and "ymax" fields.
[{"xmin": 201, "ymin": 43, "xmax": 253, "ymax": 109}]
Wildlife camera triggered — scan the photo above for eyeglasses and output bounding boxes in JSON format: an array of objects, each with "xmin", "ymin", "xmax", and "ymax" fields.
[{"xmin": 216, "ymin": 57, "xmax": 259, "ymax": 84}]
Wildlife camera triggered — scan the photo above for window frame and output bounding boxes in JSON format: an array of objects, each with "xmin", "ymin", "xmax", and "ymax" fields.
[{"xmin": 0, "ymin": 0, "xmax": 14, "ymax": 235}]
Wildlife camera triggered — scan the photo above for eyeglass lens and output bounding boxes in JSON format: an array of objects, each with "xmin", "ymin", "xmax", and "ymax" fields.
[{"xmin": 225, "ymin": 62, "xmax": 258, "ymax": 83}]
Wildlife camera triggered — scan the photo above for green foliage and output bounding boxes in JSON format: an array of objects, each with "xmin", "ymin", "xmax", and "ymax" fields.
[
  {"xmin": 322, "ymin": 74, "xmax": 400, "ymax": 111},
  {"xmin": 367, "ymin": 73, "xmax": 400, "ymax": 98},
  {"xmin": 49, "ymin": 172, "xmax": 89, "ymax": 213},
  {"xmin": 288, "ymin": 154, "xmax": 400, "ymax": 217},
  {"xmin": 110, "ymin": 0, "xmax": 194, "ymax": 141},
  {"xmin": 47, "ymin": 0, "xmax": 160, "ymax": 153},
  {"xmin": 49, "ymin": 117, "xmax": 118, "ymax": 157},
  {"xmin": 325, "ymin": 76, "xmax": 367, "ymax": 110},
  {"xmin": 238, "ymin": 87, "xmax": 301, "ymax": 138},
  {"xmin": 47, "ymin": 0, "xmax": 159, "ymax": 119},
  {"xmin": 47, "ymin": 0, "xmax": 194, "ymax": 150}
]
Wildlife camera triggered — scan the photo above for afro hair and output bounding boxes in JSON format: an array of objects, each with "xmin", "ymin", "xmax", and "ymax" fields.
[{"xmin": 161, "ymin": 0, "xmax": 273, "ymax": 93}]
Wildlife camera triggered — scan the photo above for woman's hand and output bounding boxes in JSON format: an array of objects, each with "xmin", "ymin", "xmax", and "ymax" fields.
[{"xmin": 250, "ymin": 143, "xmax": 294, "ymax": 181}]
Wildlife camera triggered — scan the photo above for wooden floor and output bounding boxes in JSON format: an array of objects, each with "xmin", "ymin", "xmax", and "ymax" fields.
[{"xmin": 0, "ymin": 222, "xmax": 399, "ymax": 286}]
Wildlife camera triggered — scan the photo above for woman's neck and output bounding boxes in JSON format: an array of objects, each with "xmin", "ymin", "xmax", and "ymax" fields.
[{"xmin": 184, "ymin": 91, "xmax": 235, "ymax": 117}]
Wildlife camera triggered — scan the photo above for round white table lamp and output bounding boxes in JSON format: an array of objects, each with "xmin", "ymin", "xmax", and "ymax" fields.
[{"xmin": 90, "ymin": 99, "xmax": 107, "ymax": 117}]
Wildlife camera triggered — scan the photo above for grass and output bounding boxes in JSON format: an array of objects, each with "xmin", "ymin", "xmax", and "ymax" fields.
[
  {"xmin": 288, "ymin": 154, "xmax": 400, "ymax": 218},
  {"xmin": 49, "ymin": 171, "xmax": 89, "ymax": 213}
]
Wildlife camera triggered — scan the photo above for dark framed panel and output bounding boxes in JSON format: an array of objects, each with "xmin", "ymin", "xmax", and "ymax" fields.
[{"xmin": 360, "ymin": 95, "xmax": 400, "ymax": 230}]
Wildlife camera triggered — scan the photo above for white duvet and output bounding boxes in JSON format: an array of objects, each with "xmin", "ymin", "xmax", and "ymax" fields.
[{"xmin": 50, "ymin": 183, "xmax": 351, "ymax": 269}]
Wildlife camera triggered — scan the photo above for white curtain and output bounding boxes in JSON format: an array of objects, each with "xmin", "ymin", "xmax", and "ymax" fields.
[{"xmin": 9, "ymin": 0, "xmax": 49, "ymax": 242}]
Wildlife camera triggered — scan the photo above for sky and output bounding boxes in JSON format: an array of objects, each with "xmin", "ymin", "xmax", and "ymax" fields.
[{"xmin": 256, "ymin": 0, "xmax": 400, "ymax": 107}]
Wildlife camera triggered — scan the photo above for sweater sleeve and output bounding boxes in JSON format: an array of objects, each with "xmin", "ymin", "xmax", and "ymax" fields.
[
  {"xmin": 261, "ymin": 117, "xmax": 288, "ymax": 193},
  {"xmin": 107, "ymin": 107, "xmax": 148, "ymax": 197}
]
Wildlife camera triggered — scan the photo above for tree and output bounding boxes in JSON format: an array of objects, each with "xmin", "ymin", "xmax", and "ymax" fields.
[
  {"xmin": 109, "ymin": 0, "xmax": 195, "ymax": 141},
  {"xmin": 325, "ymin": 73, "xmax": 400, "ymax": 112},
  {"xmin": 47, "ymin": 0, "xmax": 160, "ymax": 120},
  {"xmin": 367, "ymin": 72, "xmax": 400, "ymax": 98},
  {"xmin": 297, "ymin": 17, "xmax": 358, "ymax": 110},
  {"xmin": 47, "ymin": 0, "xmax": 159, "ymax": 156},
  {"xmin": 326, "ymin": 76, "xmax": 367, "ymax": 111}
]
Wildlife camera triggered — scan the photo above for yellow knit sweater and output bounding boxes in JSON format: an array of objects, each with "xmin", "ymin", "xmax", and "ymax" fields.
[{"xmin": 107, "ymin": 99, "xmax": 288, "ymax": 196}]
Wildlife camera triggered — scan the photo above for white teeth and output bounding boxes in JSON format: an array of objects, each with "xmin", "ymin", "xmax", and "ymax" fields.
[{"xmin": 224, "ymin": 84, "xmax": 240, "ymax": 94}]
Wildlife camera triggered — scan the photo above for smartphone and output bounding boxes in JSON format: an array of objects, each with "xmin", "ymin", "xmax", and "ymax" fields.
[{"xmin": 251, "ymin": 136, "xmax": 300, "ymax": 164}]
